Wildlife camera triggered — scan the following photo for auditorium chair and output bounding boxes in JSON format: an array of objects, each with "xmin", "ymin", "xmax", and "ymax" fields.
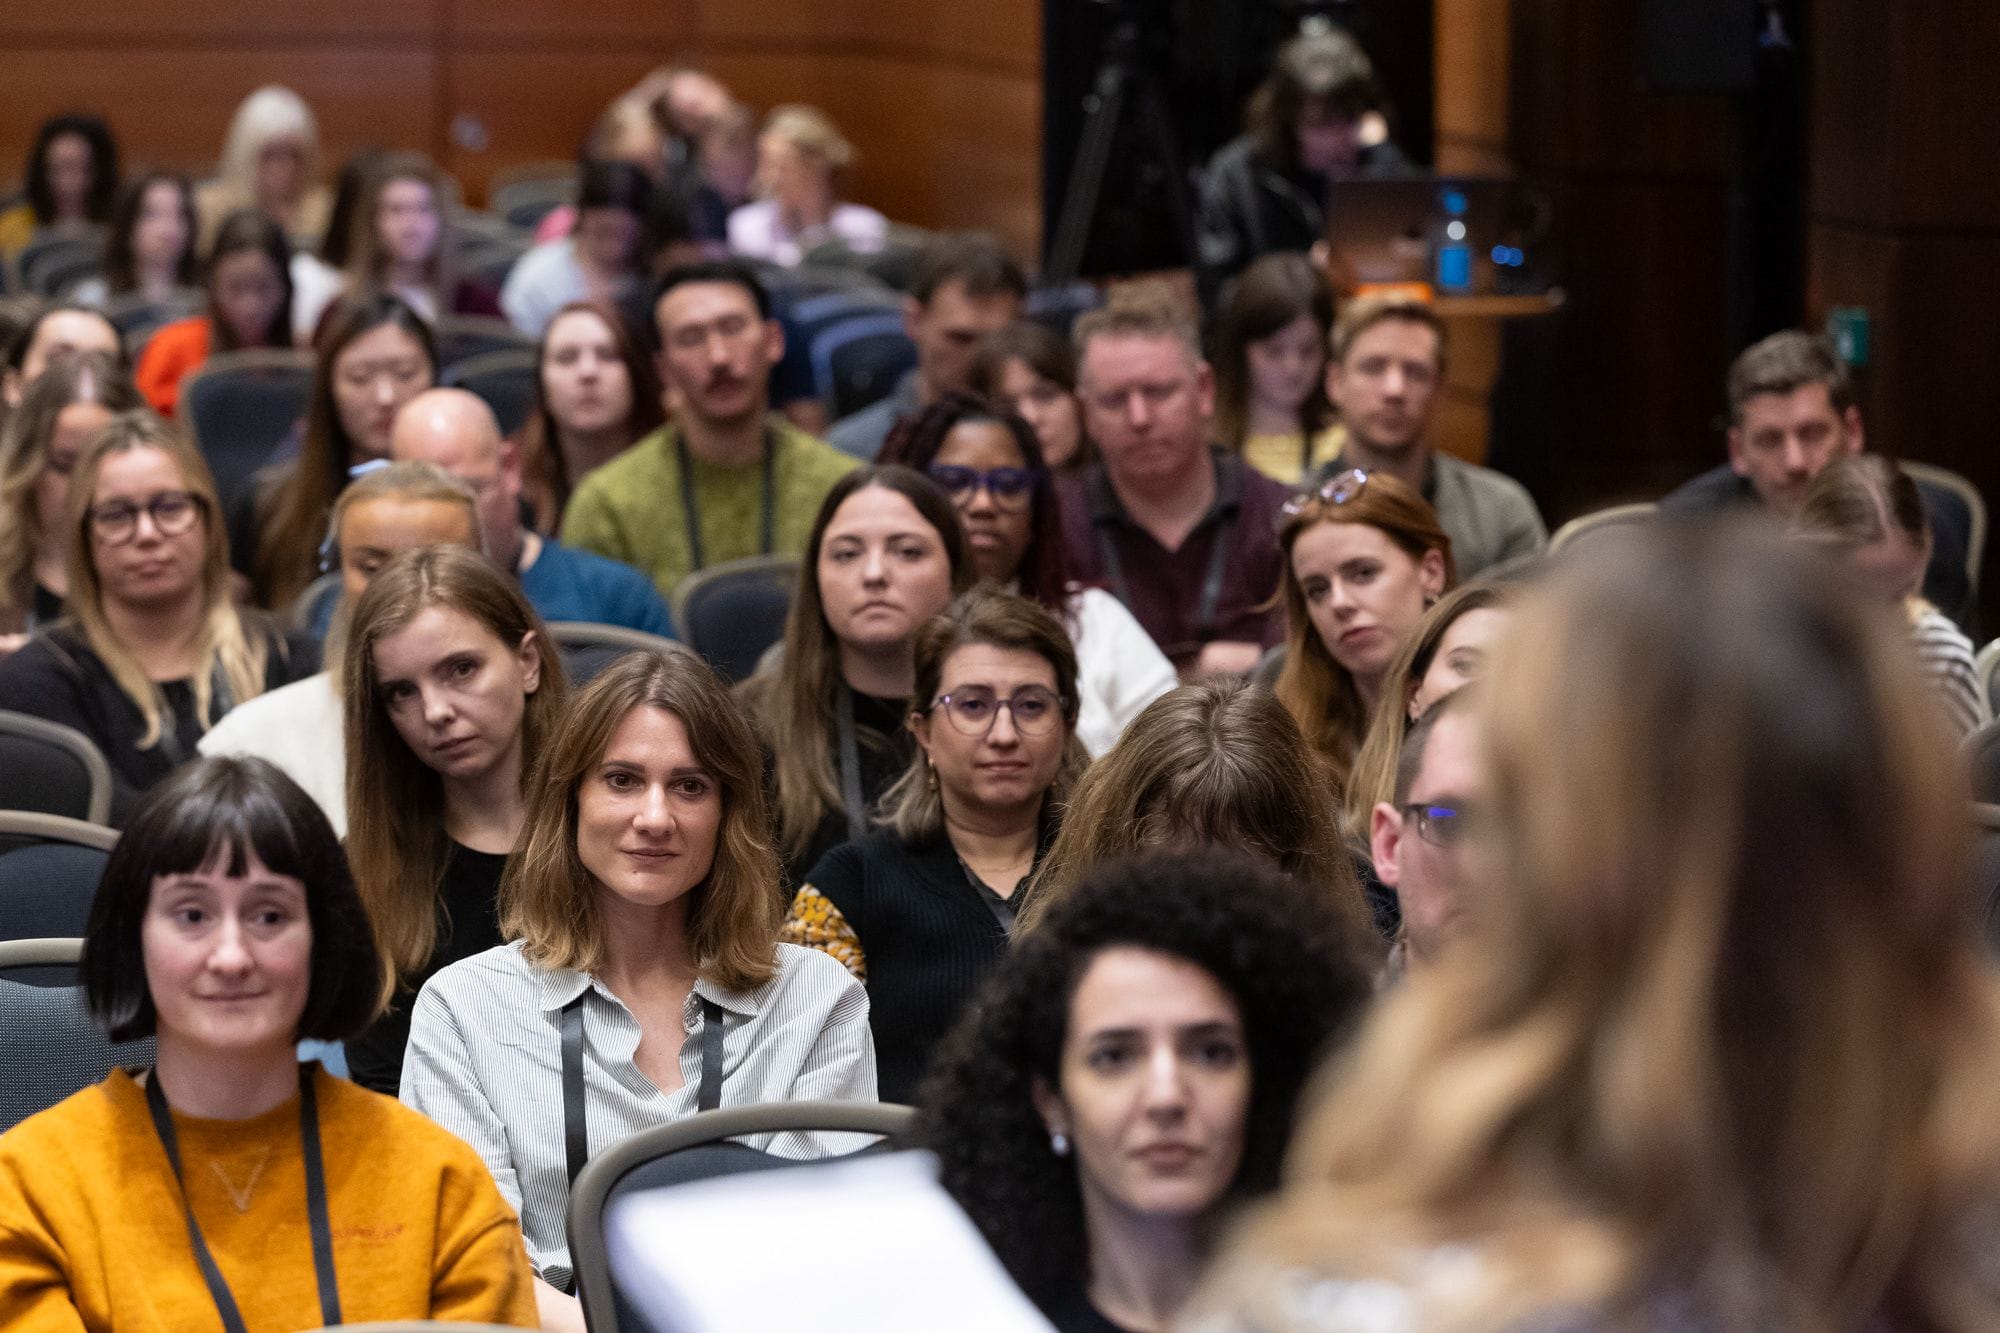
[{"xmin": 568, "ymin": 1101, "xmax": 915, "ymax": 1333}]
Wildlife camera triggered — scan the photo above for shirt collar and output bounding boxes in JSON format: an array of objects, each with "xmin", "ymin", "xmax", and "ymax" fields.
[
  {"xmin": 530, "ymin": 952, "xmax": 763, "ymax": 1019},
  {"xmin": 1088, "ymin": 447, "xmax": 1241, "ymax": 527}
]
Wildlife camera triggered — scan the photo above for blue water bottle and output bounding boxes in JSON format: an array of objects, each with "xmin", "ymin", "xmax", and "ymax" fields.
[{"xmin": 1433, "ymin": 187, "xmax": 1473, "ymax": 294}]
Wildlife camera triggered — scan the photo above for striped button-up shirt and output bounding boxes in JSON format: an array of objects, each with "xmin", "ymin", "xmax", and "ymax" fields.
[{"xmin": 401, "ymin": 940, "xmax": 877, "ymax": 1290}]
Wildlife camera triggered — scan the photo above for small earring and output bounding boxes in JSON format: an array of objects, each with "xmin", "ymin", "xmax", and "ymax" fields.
[
  {"xmin": 927, "ymin": 756, "xmax": 938, "ymax": 790},
  {"xmin": 1049, "ymin": 1131, "xmax": 1070, "ymax": 1157}
]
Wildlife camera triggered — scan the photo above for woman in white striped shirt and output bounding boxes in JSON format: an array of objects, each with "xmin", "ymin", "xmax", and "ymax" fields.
[
  {"xmin": 1793, "ymin": 454, "xmax": 1989, "ymax": 738},
  {"xmin": 401, "ymin": 649, "xmax": 876, "ymax": 1331}
]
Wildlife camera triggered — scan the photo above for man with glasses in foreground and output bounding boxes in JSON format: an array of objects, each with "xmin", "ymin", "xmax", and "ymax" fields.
[
  {"xmin": 1315, "ymin": 295, "xmax": 1546, "ymax": 580},
  {"xmin": 562, "ymin": 261, "xmax": 857, "ymax": 602},
  {"xmin": 1370, "ymin": 684, "xmax": 1486, "ymax": 977},
  {"xmin": 1056, "ymin": 292, "xmax": 1292, "ymax": 679}
]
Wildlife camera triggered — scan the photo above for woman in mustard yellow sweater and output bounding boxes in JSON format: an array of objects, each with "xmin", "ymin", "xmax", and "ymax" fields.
[{"xmin": 0, "ymin": 755, "xmax": 538, "ymax": 1330}]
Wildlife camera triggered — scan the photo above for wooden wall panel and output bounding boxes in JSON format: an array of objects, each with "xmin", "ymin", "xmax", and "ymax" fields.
[
  {"xmin": 0, "ymin": 48, "xmax": 439, "ymax": 180},
  {"xmin": 705, "ymin": 51, "xmax": 1040, "ymax": 260},
  {"xmin": 696, "ymin": 0, "xmax": 1038, "ymax": 75},
  {"xmin": 0, "ymin": 1, "xmax": 1040, "ymax": 250},
  {"xmin": 0, "ymin": 0, "xmax": 435, "ymax": 43},
  {"xmin": 448, "ymin": 0, "xmax": 689, "ymax": 45},
  {"xmin": 441, "ymin": 52, "xmax": 665, "ymax": 192},
  {"xmin": 1433, "ymin": 0, "xmax": 1512, "ymax": 174},
  {"xmin": 1809, "ymin": 4, "xmax": 2000, "ymax": 229}
]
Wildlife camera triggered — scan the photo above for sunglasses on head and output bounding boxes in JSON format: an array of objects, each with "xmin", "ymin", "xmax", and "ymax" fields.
[{"xmin": 1277, "ymin": 468, "xmax": 1370, "ymax": 526}]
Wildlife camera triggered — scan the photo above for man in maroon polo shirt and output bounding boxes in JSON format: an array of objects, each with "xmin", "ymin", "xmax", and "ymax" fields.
[{"xmin": 1055, "ymin": 293, "xmax": 1292, "ymax": 678}]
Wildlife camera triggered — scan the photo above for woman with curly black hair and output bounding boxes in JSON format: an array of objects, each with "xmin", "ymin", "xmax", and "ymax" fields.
[{"xmin": 918, "ymin": 847, "xmax": 1373, "ymax": 1333}]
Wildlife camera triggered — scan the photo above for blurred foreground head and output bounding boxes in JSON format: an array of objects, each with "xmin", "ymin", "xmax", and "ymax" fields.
[{"xmin": 1192, "ymin": 517, "xmax": 2000, "ymax": 1331}]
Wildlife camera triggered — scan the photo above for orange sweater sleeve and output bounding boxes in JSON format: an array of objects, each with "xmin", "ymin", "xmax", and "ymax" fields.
[{"xmin": 132, "ymin": 316, "xmax": 213, "ymax": 419}]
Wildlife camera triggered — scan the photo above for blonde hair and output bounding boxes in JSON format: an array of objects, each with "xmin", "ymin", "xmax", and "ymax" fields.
[
  {"xmin": 0, "ymin": 351, "xmax": 141, "ymax": 628},
  {"xmin": 63, "ymin": 414, "xmax": 275, "ymax": 750},
  {"xmin": 1272, "ymin": 470, "xmax": 1456, "ymax": 790},
  {"xmin": 342, "ymin": 545, "xmax": 568, "ymax": 979},
  {"xmin": 1341, "ymin": 582, "xmax": 1509, "ymax": 832},
  {"xmin": 502, "ymin": 649, "xmax": 783, "ymax": 988},
  {"xmin": 877, "ymin": 588, "xmax": 1089, "ymax": 842},
  {"xmin": 1072, "ymin": 282, "xmax": 1203, "ymax": 368},
  {"xmin": 1014, "ymin": 679, "xmax": 1381, "ymax": 962},
  {"xmin": 1197, "ymin": 519, "xmax": 2000, "ymax": 1330},
  {"xmin": 208, "ymin": 86, "xmax": 322, "ymax": 224},
  {"xmin": 763, "ymin": 104, "xmax": 855, "ymax": 174}
]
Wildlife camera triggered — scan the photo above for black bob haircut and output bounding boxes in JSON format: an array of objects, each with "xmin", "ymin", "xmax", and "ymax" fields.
[
  {"xmin": 81, "ymin": 756, "xmax": 389, "ymax": 1044},
  {"xmin": 916, "ymin": 847, "xmax": 1375, "ymax": 1316},
  {"xmin": 652, "ymin": 258, "xmax": 773, "ymax": 324}
]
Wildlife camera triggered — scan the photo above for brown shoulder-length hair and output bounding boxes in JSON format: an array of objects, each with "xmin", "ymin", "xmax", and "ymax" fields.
[
  {"xmin": 502, "ymin": 649, "xmax": 783, "ymax": 989},
  {"xmin": 65, "ymin": 413, "xmax": 276, "ymax": 750},
  {"xmin": 1245, "ymin": 28, "xmax": 1387, "ymax": 175},
  {"xmin": 252, "ymin": 292, "xmax": 437, "ymax": 608},
  {"xmin": 1014, "ymin": 678, "xmax": 1381, "ymax": 963},
  {"xmin": 343, "ymin": 151, "xmax": 454, "ymax": 296},
  {"xmin": 342, "ymin": 544, "xmax": 568, "ymax": 980},
  {"xmin": 1210, "ymin": 251, "xmax": 1335, "ymax": 450},
  {"xmin": 0, "ymin": 350, "xmax": 142, "ymax": 628},
  {"xmin": 1342, "ymin": 581, "xmax": 1511, "ymax": 832},
  {"xmin": 517, "ymin": 299, "xmax": 665, "ymax": 530},
  {"xmin": 1272, "ymin": 469, "xmax": 1456, "ymax": 792},
  {"xmin": 736, "ymin": 465, "xmax": 975, "ymax": 863},
  {"xmin": 878, "ymin": 587, "xmax": 1090, "ymax": 842}
]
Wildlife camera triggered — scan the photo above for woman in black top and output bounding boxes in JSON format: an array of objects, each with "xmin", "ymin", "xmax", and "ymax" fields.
[
  {"xmin": 340, "ymin": 544, "xmax": 568, "ymax": 1093},
  {"xmin": 737, "ymin": 465, "xmax": 973, "ymax": 885},
  {"xmin": 0, "ymin": 413, "xmax": 317, "ymax": 823},
  {"xmin": 920, "ymin": 849, "xmax": 1373, "ymax": 1333},
  {"xmin": 785, "ymin": 587, "xmax": 1087, "ymax": 1102}
]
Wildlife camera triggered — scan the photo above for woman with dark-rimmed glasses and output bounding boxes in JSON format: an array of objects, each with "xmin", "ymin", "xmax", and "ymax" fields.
[
  {"xmin": 1270, "ymin": 466, "xmax": 1455, "ymax": 796},
  {"xmin": 880, "ymin": 394, "xmax": 1175, "ymax": 756},
  {"xmin": 0, "ymin": 413, "xmax": 317, "ymax": 823},
  {"xmin": 784, "ymin": 586, "xmax": 1089, "ymax": 1102}
]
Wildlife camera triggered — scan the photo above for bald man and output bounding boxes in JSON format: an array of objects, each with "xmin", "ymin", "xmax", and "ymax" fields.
[{"xmin": 389, "ymin": 387, "xmax": 676, "ymax": 639}]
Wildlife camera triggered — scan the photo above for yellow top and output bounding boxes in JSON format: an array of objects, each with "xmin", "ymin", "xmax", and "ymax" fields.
[
  {"xmin": 0, "ymin": 1065, "xmax": 538, "ymax": 1331},
  {"xmin": 0, "ymin": 204, "xmax": 38, "ymax": 262},
  {"xmin": 1241, "ymin": 425, "xmax": 1346, "ymax": 488}
]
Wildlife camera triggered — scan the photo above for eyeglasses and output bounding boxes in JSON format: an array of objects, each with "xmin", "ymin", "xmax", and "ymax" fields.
[
  {"xmin": 927, "ymin": 464, "xmax": 1039, "ymax": 510},
  {"xmin": 931, "ymin": 685, "xmax": 1066, "ymax": 737},
  {"xmin": 1277, "ymin": 468, "xmax": 1370, "ymax": 525},
  {"xmin": 1400, "ymin": 801, "xmax": 1477, "ymax": 848},
  {"xmin": 89, "ymin": 491, "xmax": 206, "ymax": 546}
]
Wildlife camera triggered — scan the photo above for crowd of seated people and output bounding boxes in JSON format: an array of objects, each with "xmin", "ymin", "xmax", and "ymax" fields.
[{"xmin": 0, "ymin": 42, "xmax": 1997, "ymax": 1333}]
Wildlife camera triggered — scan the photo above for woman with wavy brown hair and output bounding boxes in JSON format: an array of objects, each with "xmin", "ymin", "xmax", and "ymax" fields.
[
  {"xmin": 0, "ymin": 350, "xmax": 143, "ymax": 646},
  {"xmin": 1191, "ymin": 518, "xmax": 2000, "ymax": 1332},
  {"xmin": 243, "ymin": 292, "xmax": 436, "ymax": 608},
  {"xmin": 1014, "ymin": 678, "xmax": 1381, "ymax": 962},
  {"xmin": 402, "ymin": 648, "xmax": 875, "ymax": 1328},
  {"xmin": 1270, "ymin": 467, "xmax": 1455, "ymax": 794},
  {"xmin": 340, "ymin": 544, "xmax": 567, "ymax": 1094},
  {"xmin": 0, "ymin": 412, "xmax": 316, "ymax": 822}
]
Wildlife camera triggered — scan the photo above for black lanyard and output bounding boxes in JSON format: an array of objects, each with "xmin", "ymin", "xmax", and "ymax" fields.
[
  {"xmin": 145, "ymin": 1066, "xmax": 341, "ymax": 1332},
  {"xmin": 675, "ymin": 428, "xmax": 777, "ymax": 574},
  {"xmin": 559, "ymin": 989, "xmax": 726, "ymax": 1189},
  {"xmin": 1092, "ymin": 508, "xmax": 1237, "ymax": 647},
  {"xmin": 834, "ymin": 685, "xmax": 869, "ymax": 841}
]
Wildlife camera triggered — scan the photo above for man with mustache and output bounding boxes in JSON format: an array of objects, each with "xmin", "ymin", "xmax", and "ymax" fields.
[
  {"xmin": 1310, "ymin": 296, "xmax": 1546, "ymax": 581},
  {"xmin": 563, "ymin": 260, "xmax": 857, "ymax": 600}
]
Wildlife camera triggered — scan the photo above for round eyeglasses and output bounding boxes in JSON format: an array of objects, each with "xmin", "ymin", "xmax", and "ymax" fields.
[
  {"xmin": 89, "ymin": 491, "xmax": 206, "ymax": 546},
  {"xmin": 930, "ymin": 684, "xmax": 1066, "ymax": 737},
  {"xmin": 927, "ymin": 464, "xmax": 1039, "ymax": 511}
]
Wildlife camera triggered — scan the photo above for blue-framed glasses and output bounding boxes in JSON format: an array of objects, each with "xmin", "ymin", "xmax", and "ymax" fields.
[
  {"xmin": 927, "ymin": 464, "xmax": 1039, "ymax": 511},
  {"xmin": 1400, "ymin": 801, "xmax": 1477, "ymax": 848}
]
